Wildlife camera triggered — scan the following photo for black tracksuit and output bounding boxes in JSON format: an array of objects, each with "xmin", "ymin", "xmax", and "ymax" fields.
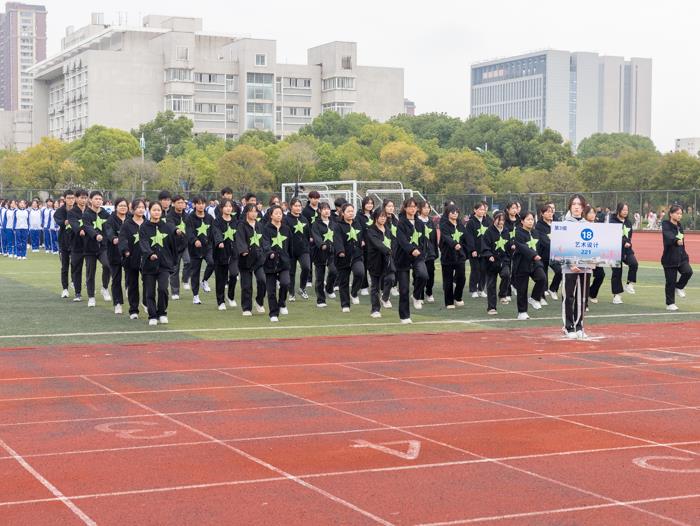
[
  {"xmin": 481, "ymin": 225, "xmax": 512, "ymax": 311},
  {"xmin": 166, "ymin": 208, "xmax": 191, "ymax": 295},
  {"xmin": 661, "ymin": 220, "xmax": 693, "ymax": 305},
  {"xmin": 54, "ymin": 204, "xmax": 73, "ymax": 290},
  {"xmin": 139, "ymin": 220, "xmax": 177, "ymax": 320},
  {"xmin": 395, "ymin": 215, "xmax": 428, "ymax": 320},
  {"xmin": 333, "ymin": 220, "xmax": 365, "ymax": 309},
  {"xmin": 82, "ymin": 207, "xmax": 112, "ymax": 298},
  {"xmin": 439, "ymin": 217, "xmax": 467, "ymax": 306},
  {"xmin": 212, "ymin": 215, "xmax": 239, "ymax": 306},
  {"xmin": 610, "ymin": 215, "xmax": 638, "ymax": 294},
  {"xmin": 310, "ymin": 219, "xmax": 337, "ymax": 304},
  {"xmin": 535, "ymin": 219, "xmax": 562, "ymax": 297},
  {"xmin": 262, "ymin": 222, "xmax": 292, "ymax": 317},
  {"xmin": 365, "ymin": 225, "xmax": 396, "ymax": 314},
  {"xmin": 236, "ymin": 220, "xmax": 266, "ymax": 312},
  {"xmin": 118, "ymin": 217, "xmax": 144, "ymax": 315},
  {"xmin": 513, "ymin": 226, "xmax": 546, "ymax": 314},
  {"xmin": 284, "ymin": 213, "xmax": 311, "ymax": 296},
  {"xmin": 104, "ymin": 213, "xmax": 125, "ymax": 306},
  {"xmin": 465, "ymin": 215, "xmax": 488, "ymax": 293},
  {"xmin": 185, "ymin": 212, "xmax": 213, "ymax": 297},
  {"xmin": 418, "ymin": 216, "xmax": 438, "ymax": 300}
]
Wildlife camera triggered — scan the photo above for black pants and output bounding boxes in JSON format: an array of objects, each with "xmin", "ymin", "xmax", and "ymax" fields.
[
  {"xmin": 240, "ymin": 266, "xmax": 266, "ymax": 312},
  {"xmin": 70, "ymin": 252, "xmax": 84, "ymax": 296},
  {"xmin": 418, "ymin": 259, "xmax": 435, "ymax": 300},
  {"xmin": 84, "ymin": 252, "xmax": 110, "ymax": 298},
  {"xmin": 442, "ymin": 262, "xmax": 466, "ymax": 306},
  {"xmin": 315, "ymin": 261, "xmax": 337, "ymax": 304},
  {"xmin": 170, "ymin": 250, "xmax": 191, "ymax": 295},
  {"xmin": 290, "ymin": 253, "xmax": 311, "ymax": 295},
  {"xmin": 110, "ymin": 263, "xmax": 124, "ymax": 306},
  {"xmin": 370, "ymin": 272, "xmax": 395, "ymax": 313},
  {"xmin": 203, "ymin": 260, "xmax": 215, "ymax": 282},
  {"xmin": 515, "ymin": 267, "xmax": 546, "ymax": 313},
  {"xmin": 485, "ymin": 265, "xmax": 511, "ymax": 310},
  {"xmin": 589, "ymin": 267, "xmax": 605, "ymax": 299},
  {"xmin": 125, "ymin": 267, "xmax": 140, "ymax": 315},
  {"xmin": 664, "ymin": 263, "xmax": 693, "ymax": 305},
  {"xmin": 398, "ymin": 261, "xmax": 428, "ymax": 320},
  {"xmin": 266, "ymin": 270, "xmax": 290, "ymax": 317},
  {"xmin": 189, "ymin": 257, "xmax": 204, "ymax": 296},
  {"xmin": 338, "ymin": 260, "xmax": 364, "ymax": 308},
  {"xmin": 469, "ymin": 257, "xmax": 486, "ymax": 293},
  {"xmin": 59, "ymin": 248, "xmax": 71, "ymax": 290},
  {"xmin": 215, "ymin": 259, "xmax": 239, "ymax": 306},
  {"xmin": 143, "ymin": 270, "xmax": 169, "ymax": 319},
  {"xmin": 611, "ymin": 254, "xmax": 639, "ymax": 294},
  {"xmin": 547, "ymin": 260, "xmax": 563, "ymax": 294},
  {"xmin": 563, "ymin": 273, "xmax": 589, "ymax": 332}
]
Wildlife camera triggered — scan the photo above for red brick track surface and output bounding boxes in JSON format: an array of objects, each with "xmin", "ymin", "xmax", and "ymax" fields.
[
  {"xmin": 1, "ymin": 322, "xmax": 699, "ymax": 524},
  {"xmin": 632, "ymin": 230, "xmax": 700, "ymax": 262}
]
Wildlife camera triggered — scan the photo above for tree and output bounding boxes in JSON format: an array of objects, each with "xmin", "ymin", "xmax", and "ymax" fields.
[
  {"xmin": 156, "ymin": 156, "xmax": 198, "ymax": 194},
  {"xmin": 113, "ymin": 158, "xmax": 159, "ymax": 194},
  {"xmin": 379, "ymin": 141, "xmax": 432, "ymax": 189},
  {"xmin": 216, "ymin": 144, "xmax": 273, "ymax": 193},
  {"xmin": 0, "ymin": 150, "xmax": 25, "ymax": 194},
  {"xmin": 576, "ymin": 133, "xmax": 657, "ymax": 160},
  {"xmin": 20, "ymin": 137, "xmax": 71, "ymax": 189},
  {"xmin": 274, "ymin": 140, "xmax": 319, "ymax": 188},
  {"xmin": 235, "ymin": 130, "xmax": 277, "ymax": 150},
  {"xmin": 299, "ymin": 112, "xmax": 373, "ymax": 146},
  {"xmin": 388, "ymin": 113, "xmax": 462, "ymax": 148},
  {"xmin": 131, "ymin": 111, "xmax": 194, "ymax": 162},
  {"xmin": 71, "ymin": 126, "xmax": 141, "ymax": 188},
  {"xmin": 357, "ymin": 122, "xmax": 413, "ymax": 157},
  {"xmin": 433, "ymin": 150, "xmax": 491, "ymax": 195}
]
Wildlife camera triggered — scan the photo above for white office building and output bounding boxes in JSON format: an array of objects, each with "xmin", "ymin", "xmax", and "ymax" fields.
[
  {"xmin": 675, "ymin": 138, "xmax": 700, "ymax": 157},
  {"xmin": 29, "ymin": 14, "xmax": 404, "ymax": 144},
  {"xmin": 470, "ymin": 50, "xmax": 652, "ymax": 148}
]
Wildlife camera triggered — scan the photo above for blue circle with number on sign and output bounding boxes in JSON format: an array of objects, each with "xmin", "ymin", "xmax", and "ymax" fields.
[{"xmin": 580, "ymin": 228, "xmax": 594, "ymax": 241}]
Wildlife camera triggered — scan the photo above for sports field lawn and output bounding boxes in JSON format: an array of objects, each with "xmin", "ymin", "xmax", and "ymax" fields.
[{"xmin": 1, "ymin": 253, "xmax": 699, "ymax": 348}]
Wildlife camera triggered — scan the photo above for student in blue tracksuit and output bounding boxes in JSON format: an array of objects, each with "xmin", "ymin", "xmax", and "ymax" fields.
[
  {"xmin": 28, "ymin": 200, "xmax": 42, "ymax": 252},
  {"xmin": 50, "ymin": 200, "xmax": 60, "ymax": 254},
  {"xmin": 41, "ymin": 199, "xmax": 55, "ymax": 253},
  {"xmin": 13, "ymin": 199, "xmax": 30, "ymax": 259},
  {"xmin": 4, "ymin": 200, "xmax": 16, "ymax": 257},
  {"xmin": 0, "ymin": 201, "xmax": 7, "ymax": 256}
]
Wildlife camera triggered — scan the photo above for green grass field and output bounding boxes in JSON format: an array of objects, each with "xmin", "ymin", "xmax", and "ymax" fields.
[{"xmin": 1, "ymin": 253, "xmax": 699, "ymax": 348}]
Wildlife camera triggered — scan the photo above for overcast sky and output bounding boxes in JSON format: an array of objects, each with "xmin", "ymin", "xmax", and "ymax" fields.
[{"xmin": 38, "ymin": 0, "xmax": 700, "ymax": 151}]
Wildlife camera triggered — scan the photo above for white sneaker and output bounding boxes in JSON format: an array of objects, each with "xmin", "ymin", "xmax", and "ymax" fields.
[
  {"xmin": 426, "ymin": 295, "xmax": 435, "ymax": 303},
  {"xmin": 612, "ymin": 294, "xmax": 623, "ymax": 304},
  {"xmin": 288, "ymin": 296, "xmax": 296, "ymax": 302},
  {"xmin": 360, "ymin": 288, "xmax": 370, "ymax": 296},
  {"xmin": 576, "ymin": 330, "xmax": 587, "ymax": 340},
  {"xmin": 471, "ymin": 291, "xmax": 479, "ymax": 298},
  {"xmin": 61, "ymin": 289, "xmax": 69, "ymax": 298},
  {"xmin": 666, "ymin": 304, "xmax": 679, "ymax": 311},
  {"xmin": 334, "ymin": 286, "xmax": 339, "ymax": 292},
  {"xmin": 183, "ymin": 281, "xmax": 191, "ymax": 290},
  {"xmin": 280, "ymin": 307, "xmax": 289, "ymax": 315},
  {"xmin": 306, "ymin": 281, "xmax": 313, "ymax": 289},
  {"xmin": 527, "ymin": 298, "xmax": 542, "ymax": 310},
  {"xmin": 158, "ymin": 316, "xmax": 169, "ymax": 324},
  {"xmin": 391, "ymin": 287, "xmax": 399, "ymax": 297},
  {"xmin": 381, "ymin": 299, "xmax": 393, "ymax": 309},
  {"xmin": 317, "ymin": 303, "xmax": 327, "ymax": 308},
  {"xmin": 371, "ymin": 311, "xmax": 382, "ymax": 318},
  {"xmin": 193, "ymin": 295, "xmax": 202, "ymax": 305},
  {"xmin": 227, "ymin": 298, "xmax": 237, "ymax": 308},
  {"xmin": 479, "ymin": 291, "xmax": 487, "ymax": 298},
  {"xmin": 218, "ymin": 303, "xmax": 226, "ymax": 311},
  {"xmin": 446, "ymin": 305, "xmax": 456, "ymax": 310},
  {"xmin": 550, "ymin": 292, "xmax": 559, "ymax": 301},
  {"xmin": 544, "ymin": 290, "xmax": 550, "ymax": 297},
  {"xmin": 270, "ymin": 316, "xmax": 279, "ymax": 323},
  {"xmin": 412, "ymin": 297, "xmax": 423, "ymax": 310},
  {"xmin": 299, "ymin": 289, "xmax": 309, "ymax": 300},
  {"xmin": 517, "ymin": 312, "xmax": 530, "ymax": 320},
  {"xmin": 487, "ymin": 309, "xmax": 498, "ymax": 315},
  {"xmin": 505, "ymin": 296, "xmax": 512, "ymax": 302},
  {"xmin": 242, "ymin": 311, "xmax": 253, "ymax": 316},
  {"xmin": 342, "ymin": 307, "xmax": 350, "ymax": 313},
  {"xmin": 511, "ymin": 286, "xmax": 518, "ymax": 296},
  {"xmin": 676, "ymin": 288, "xmax": 687, "ymax": 298},
  {"xmin": 400, "ymin": 318, "xmax": 413, "ymax": 324},
  {"xmin": 566, "ymin": 331, "xmax": 577, "ymax": 340},
  {"xmin": 101, "ymin": 288, "xmax": 111, "ymax": 302},
  {"xmin": 87, "ymin": 297, "xmax": 96, "ymax": 307},
  {"xmin": 327, "ymin": 292, "xmax": 336, "ymax": 299},
  {"xmin": 500, "ymin": 297, "xmax": 510, "ymax": 305},
  {"xmin": 129, "ymin": 313, "xmax": 138, "ymax": 320},
  {"xmin": 201, "ymin": 280, "xmax": 211, "ymax": 293},
  {"xmin": 114, "ymin": 304, "xmax": 122, "ymax": 314},
  {"xmin": 255, "ymin": 303, "xmax": 265, "ymax": 314},
  {"xmin": 171, "ymin": 294, "xmax": 180, "ymax": 300},
  {"xmin": 351, "ymin": 295, "xmax": 360, "ymax": 305},
  {"xmin": 148, "ymin": 319, "xmax": 158, "ymax": 326},
  {"xmin": 589, "ymin": 297, "xmax": 598, "ymax": 304},
  {"xmin": 539, "ymin": 298, "xmax": 548, "ymax": 306},
  {"xmin": 454, "ymin": 300, "xmax": 465, "ymax": 307}
]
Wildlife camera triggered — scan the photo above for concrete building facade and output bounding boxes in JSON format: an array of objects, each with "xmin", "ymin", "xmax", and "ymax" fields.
[
  {"xmin": 29, "ymin": 14, "xmax": 404, "ymax": 144},
  {"xmin": 470, "ymin": 50, "xmax": 652, "ymax": 148},
  {"xmin": 675, "ymin": 138, "xmax": 700, "ymax": 157}
]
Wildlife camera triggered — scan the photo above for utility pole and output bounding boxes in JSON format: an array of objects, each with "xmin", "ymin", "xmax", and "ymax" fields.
[{"xmin": 140, "ymin": 133, "xmax": 146, "ymax": 193}]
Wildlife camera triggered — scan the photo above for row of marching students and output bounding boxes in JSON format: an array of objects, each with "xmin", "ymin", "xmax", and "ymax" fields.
[{"xmin": 0, "ymin": 198, "xmax": 61, "ymax": 259}]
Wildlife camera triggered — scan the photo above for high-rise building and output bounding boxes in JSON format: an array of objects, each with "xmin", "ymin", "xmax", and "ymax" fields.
[
  {"xmin": 470, "ymin": 50, "xmax": 652, "ymax": 148},
  {"xmin": 0, "ymin": 2, "xmax": 46, "ymax": 111},
  {"xmin": 403, "ymin": 98, "xmax": 415, "ymax": 116},
  {"xmin": 29, "ymin": 14, "xmax": 404, "ymax": 144},
  {"xmin": 675, "ymin": 138, "xmax": 700, "ymax": 157}
]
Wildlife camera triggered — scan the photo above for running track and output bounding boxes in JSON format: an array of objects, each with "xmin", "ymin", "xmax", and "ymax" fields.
[
  {"xmin": 628, "ymin": 231, "xmax": 700, "ymax": 262},
  {"xmin": 1, "ymin": 322, "xmax": 699, "ymax": 524}
]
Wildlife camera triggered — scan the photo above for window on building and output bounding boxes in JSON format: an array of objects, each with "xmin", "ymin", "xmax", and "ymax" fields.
[
  {"xmin": 226, "ymin": 74, "xmax": 238, "ymax": 92},
  {"xmin": 322, "ymin": 102, "xmax": 354, "ymax": 116},
  {"xmin": 246, "ymin": 72, "xmax": 273, "ymax": 84},
  {"xmin": 342, "ymin": 56, "xmax": 352, "ymax": 70},
  {"xmin": 283, "ymin": 77, "xmax": 312, "ymax": 89},
  {"xmin": 322, "ymin": 77, "xmax": 355, "ymax": 91},
  {"xmin": 176, "ymin": 46, "xmax": 189, "ymax": 61},
  {"xmin": 166, "ymin": 68, "xmax": 193, "ymax": 82},
  {"xmin": 255, "ymin": 54, "xmax": 267, "ymax": 66},
  {"xmin": 226, "ymin": 104, "xmax": 238, "ymax": 122},
  {"xmin": 166, "ymin": 95, "xmax": 193, "ymax": 113}
]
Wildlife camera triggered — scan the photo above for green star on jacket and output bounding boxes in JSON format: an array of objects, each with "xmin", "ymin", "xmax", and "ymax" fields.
[
  {"xmin": 410, "ymin": 229, "xmax": 421, "ymax": 245},
  {"xmin": 390, "ymin": 224, "xmax": 397, "ymax": 237},
  {"xmin": 477, "ymin": 224, "xmax": 488, "ymax": 237},
  {"xmin": 494, "ymin": 236, "xmax": 507, "ymax": 251},
  {"xmin": 133, "ymin": 232, "xmax": 140, "ymax": 243},
  {"xmin": 249, "ymin": 231, "xmax": 262, "ymax": 247},
  {"xmin": 271, "ymin": 231, "xmax": 287, "ymax": 248},
  {"xmin": 423, "ymin": 225, "xmax": 433, "ymax": 239},
  {"xmin": 509, "ymin": 229, "xmax": 516, "ymax": 239},
  {"xmin": 676, "ymin": 231, "xmax": 684, "ymax": 241},
  {"xmin": 451, "ymin": 230, "xmax": 461, "ymax": 243},
  {"xmin": 293, "ymin": 221, "xmax": 305, "ymax": 234},
  {"xmin": 347, "ymin": 226, "xmax": 359, "ymax": 241},
  {"xmin": 93, "ymin": 216, "xmax": 106, "ymax": 231},
  {"xmin": 177, "ymin": 220, "xmax": 186, "ymax": 233},
  {"xmin": 366, "ymin": 218, "xmax": 374, "ymax": 227},
  {"xmin": 382, "ymin": 235, "xmax": 392, "ymax": 249},
  {"xmin": 196, "ymin": 222, "xmax": 210, "ymax": 237},
  {"xmin": 223, "ymin": 226, "xmax": 236, "ymax": 241},
  {"xmin": 526, "ymin": 235, "xmax": 538, "ymax": 250},
  {"xmin": 622, "ymin": 225, "xmax": 631, "ymax": 238},
  {"xmin": 151, "ymin": 229, "xmax": 168, "ymax": 248},
  {"xmin": 323, "ymin": 229, "xmax": 335, "ymax": 243}
]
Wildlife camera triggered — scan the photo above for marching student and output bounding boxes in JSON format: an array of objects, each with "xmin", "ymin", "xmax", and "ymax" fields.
[
  {"xmin": 382, "ymin": 199, "xmax": 399, "ymax": 297},
  {"xmin": 357, "ymin": 196, "xmax": 376, "ymax": 296},
  {"xmin": 139, "ymin": 201, "xmax": 177, "ymax": 326},
  {"xmin": 439, "ymin": 204, "xmax": 467, "ymax": 309},
  {"xmin": 662, "ymin": 204, "xmax": 693, "ymax": 311},
  {"xmin": 200, "ymin": 188, "xmax": 234, "ymax": 293},
  {"xmin": 262, "ymin": 195, "xmax": 281, "ymax": 224},
  {"xmin": 68, "ymin": 189, "xmax": 89, "ymax": 301},
  {"xmin": 417, "ymin": 200, "xmax": 437, "ymax": 304},
  {"xmin": 334, "ymin": 202, "xmax": 365, "ymax": 312},
  {"xmin": 54, "ymin": 190, "xmax": 75, "ymax": 296},
  {"xmin": 609, "ymin": 202, "xmax": 639, "ymax": 304},
  {"xmin": 166, "ymin": 195, "xmax": 191, "ymax": 299},
  {"xmin": 4, "ymin": 199, "xmax": 17, "ymax": 257},
  {"xmin": 50, "ymin": 200, "xmax": 60, "ymax": 254},
  {"xmin": 158, "ymin": 190, "xmax": 172, "ymax": 217},
  {"xmin": 105, "ymin": 198, "xmax": 128, "ymax": 314},
  {"xmin": 28, "ymin": 200, "xmax": 42, "ymax": 252},
  {"xmin": 302, "ymin": 190, "xmax": 321, "ymax": 289},
  {"xmin": 481, "ymin": 211, "xmax": 512, "ymax": 314},
  {"xmin": 562, "ymin": 194, "xmax": 592, "ymax": 339},
  {"xmin": 513, "ymin": 211, "xmax": 547, "ymax": 320},
  {"xmin": 284, "ymin": 197, "xmax": 311, "ymax": 301},
  {"xmin": 584, "ymin": 205, "xmax": 606, "ymax": 305},
  {"xmin": 395, "ymin": 197, "xmax": 428, "ymax": 324},
  {"xmin": 82, "ymin": 191, "xmax": 112, "ymax": 307},
  {"xmin": 262, "ymin": 205, "xmax": 292, "ymax": 322},
  {"xmin": 42, "ymin": 199, "xmax": 56, "ymax": 254},
  {"xmin": 365, "ymin": 208, "xmax": 396, "ymax": 318},
  {"xmin": 503, "ymin": 201, "xmax": 521, "ymax": 297},
  {"xmin": 185, "ymin": 195, "xmax": 213, "ymax": 305},
  {"xmin": 212, "ymin": 198, "xmax": 239, "ymax": 310},
  {"xmin": 236, "ymin": 203, "xmax": 267, "ymax": 316},
  {"xmin": 466, "ymin": 202, "xmax": 488, "ymax": 298},
  {"xmin": 310, "ymin": 202, "xmax": 337, "ymax": 308},
  {"xmin": 13, "ymin": 200, "xmax": 29, "ymax": 259},
  {"xmin": 118, "ymin": 199, "xmax": 146, "ymax": 319},
  {"xmin": 535, "ymin": 203, "xmax": 562, "ymax": 302}
]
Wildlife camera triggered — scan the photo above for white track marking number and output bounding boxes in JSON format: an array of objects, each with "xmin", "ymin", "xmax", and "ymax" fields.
[
  {"xmin": 351, "ymin": 439, "xmax": 421, "ymax": 460},
  {"xmin": 633, "ymin": 456, "xmax": 700, "ymax": 473},
  {"xmin": 94, "ymin": 421, "xmax": 177, "ymax": 440}
]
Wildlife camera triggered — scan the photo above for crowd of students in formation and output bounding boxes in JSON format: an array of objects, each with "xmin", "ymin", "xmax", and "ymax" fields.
[{"xmin": 1, "ymin": 187, "xmax": 692, "ymax": 337}]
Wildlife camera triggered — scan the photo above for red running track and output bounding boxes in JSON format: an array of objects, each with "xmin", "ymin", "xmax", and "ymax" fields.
[
  {"xmin": 631, "ymin": 230, "xmax": 700, "ymax": 262},
  {"xmin": 1, "ymin": 323, "xmax": 699, "ymax": 525}
]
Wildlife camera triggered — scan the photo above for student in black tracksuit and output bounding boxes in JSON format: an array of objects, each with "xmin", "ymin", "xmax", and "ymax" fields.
[
  {"xmin": 54, "ymin": 189, "xmax": 76, "ymax": 298},
  {"xmin": 262, "ymin": 205, "xmax": 292, "ymax": 322},
  {"xmin": 139, "ymin": 202, "xmax": 177, "ymax": 326},
  {"xmin": 466, "ymin": 202, "xmax": 488, "ymax": 297},
  {"xmin": 310, "ymin": 202, "xmax": 337, "ymax": 307},
  {"xmin": 357, "ymin": 196, "xmax": 376, "ymax": 295},
  {"xmin": 105, "ymin": 198, "xmax": 128, "ymax": 314},
  {"xmin": 503, "ymin": 202, "xmax": 521, "ymax": 297},
  {"xmin": 186, "ymin": 196, "xmax": 213, "ymax": 305},
  {"xmin": 212, "ymin": 198, "xmax": 239, "ymax": 310},
  {"xmin": 118, "ymin": 199, "xmax": 146, "ymax": 319},
  {"xmin": 481, "ymin": 211, "xmax": 512, "ymax": 314},
  {"xmin": 585, "ymin": 206, "xmax": 606, "ymax": 304},
  {"xmin": 395, "ymin": 198, "xmax": 428, "ymax": 324},
  {"xmin": 365, "ymin": 208, "xmax": 396, "ymax": 318},
  {"xmin": 166, "ymin": 195, "xmax": 191, "ymax": 298},
  {"xmin": 609, "ymin": 202, "xmax": 639, "ymax": 303},
  {"xmin": 417, "ymin": 200, "xmax": 438, "ymax": 304},
  {"xmin": 285, "ymin": 198, "xmax": 311, "ymax": 301},
  {"xmin": 67, "ymin": 189, "xmax": 90, "ymax": 302},
  {"xmin": 302, "ymin": 190, "xmax": 321, "ymax": 289},
  {"xmin": 334, "ymin": 203, "xmax": 365, "ymax": 312},
  {"xmin": 382, "ymin": 199, "xmax": 399, "ymax": 296},
  {"xmin": 662, "ymin": 205, "xmax": 693, "ymax": 310},
  {"xmin": 236, "ymin": 203, "xmax": 267, "ymax": 316},
  {"xmin": 439, "ymin": 204, "xmax": 467, "ymax": 309},
  {"xmin": 82, "ymin": 191, "xmax": 112, "ymax": 306},
  {"xmin": 513, "ymin": 211, "xmax": 546, "ymax": 319},
  {"xmin": 535, "ymin": 204, "xmax": 562, "ymax": 302}
]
